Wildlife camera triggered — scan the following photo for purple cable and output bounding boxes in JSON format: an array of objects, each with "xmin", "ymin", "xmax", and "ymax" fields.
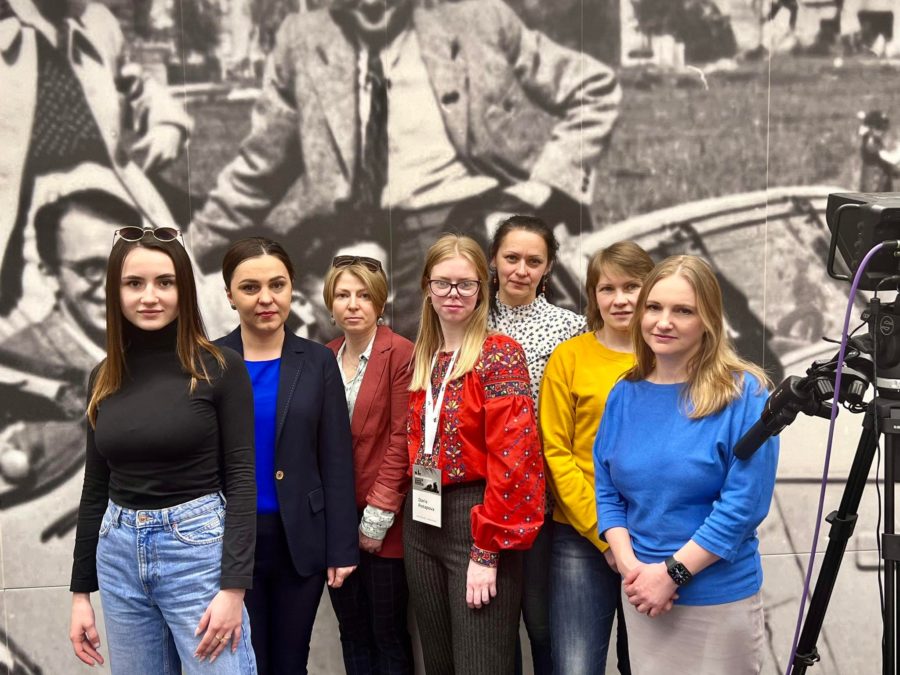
[{"xmin": 784, "ymin": 241, "xmax": 889, "ymax": 675}]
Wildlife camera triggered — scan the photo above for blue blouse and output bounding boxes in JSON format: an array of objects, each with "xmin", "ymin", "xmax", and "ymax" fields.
[{"xmin": 246, "ymin": 358, "xmax": 281, "ymax": 514}]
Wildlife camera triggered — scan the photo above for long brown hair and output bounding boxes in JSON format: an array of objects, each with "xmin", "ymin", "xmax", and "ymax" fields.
[
  {"xmin": 410, "ymin": 234, "xmax": 490, "ymax": 391},
  {"xmin": 625, "ymin": 255, "xmax": 770, "ymax": 418},
  {"xmin": 87, "ymin": 235, "xmax": 224, "ymax": 426}
]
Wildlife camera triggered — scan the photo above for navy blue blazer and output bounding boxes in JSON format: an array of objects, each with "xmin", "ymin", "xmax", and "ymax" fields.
[{"xmin": 216, "ymin": 327, "xmax": 359, "ymax": 575}]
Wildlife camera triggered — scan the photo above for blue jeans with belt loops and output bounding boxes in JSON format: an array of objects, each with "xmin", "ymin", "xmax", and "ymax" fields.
[
  {"xmin": 95, "ymin": 492, "xmax": 257, "ymax": 675},
  {"xmin": 550, "ymin": 523, "xmax": 623, "ymax": 675}
]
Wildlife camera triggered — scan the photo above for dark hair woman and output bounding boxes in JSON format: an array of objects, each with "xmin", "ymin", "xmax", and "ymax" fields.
[
  {"xmin": 322, "ymin": 254, "xmax": 415, "ymax": 673},
  {"xmin": 486, "ymin": 215, "xmax": 585, "ymax": 674},
  {"xmin": 69, "ymin": 227, "xmax": 257, "ymax": 674},
  {"xmin": 216, "ymin": 237, "xmax": 358, "ymax": 674}
]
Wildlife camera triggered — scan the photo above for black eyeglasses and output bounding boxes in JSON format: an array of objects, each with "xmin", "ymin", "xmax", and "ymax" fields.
[
  {"xmin": 112, "ymin": 226, "xmax": 183, "ymax": 246},
  {"xmin": 332, "ymin": 255, "xmax": 383, "ymax": 272},
  {"xmin": 427, "ymin": 279, "xmax": 480, "ymax": 297}
]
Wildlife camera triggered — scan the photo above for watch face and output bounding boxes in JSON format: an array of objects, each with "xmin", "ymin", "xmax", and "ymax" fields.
[{"xmin": 667, "ymin": 559, "xmax": 692, "ymax": 586}]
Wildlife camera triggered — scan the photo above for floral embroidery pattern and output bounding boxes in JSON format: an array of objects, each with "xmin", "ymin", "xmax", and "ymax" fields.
[
  {"xmin": 411, "ymin": 353, "xmax": 468, "ymax": 480},
  {"xmin": 477, "ymin": 335, "xmax": 531, "ymax": 395},
  {"xmin": 406, "ymin": 335, "xmax": 546, "ymax": 552},
  {"xmin": 469, "ymin": 545, "xmax": 500, "ymax": 568},
  {"xmin": 484, "ymin": 380, "xmax": 530, "ymax": 398},
  {"xmin": 441, "ymin": 382, "xmax": 466, "ymax": 482},
  {"xmin": 475, "ymin": 336, "xmax": 545, "ymax": 546}
]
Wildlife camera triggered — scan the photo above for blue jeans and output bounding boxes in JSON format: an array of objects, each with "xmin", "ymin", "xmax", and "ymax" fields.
[
  {"xmin": 96, "ymin": 493, "xmax": 257, "ymax": 675},
  {"xmin": 549, "ymin": 523, "xmax": 623, "ymax": 675}
]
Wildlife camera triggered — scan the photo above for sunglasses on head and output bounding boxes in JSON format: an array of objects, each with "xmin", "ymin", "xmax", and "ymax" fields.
[
  {"xmin": 332, "ymin": 255, "xmax": 383, "ymax": 273},
  {"xmin": 112, "ymin": 226, "xmax": 183, "ymax": 246}
]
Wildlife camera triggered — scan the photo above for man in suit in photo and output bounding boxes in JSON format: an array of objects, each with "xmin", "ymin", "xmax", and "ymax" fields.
[
  {"xmin": 0, "ymin": 178, "xmax": 141, "ymax": 509},
  {"xmin": 0, "ymin": 0, "xmax": 192, "ymax": 321},
  {"xmin": 191, "ymin": 0, "xmax": 621, "ymax": 337}
]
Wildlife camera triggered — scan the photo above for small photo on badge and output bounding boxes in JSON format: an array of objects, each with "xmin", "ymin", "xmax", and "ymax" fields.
[{"xmin": 413, "ymin": 465, "xmax": 441, "ymax": 494}]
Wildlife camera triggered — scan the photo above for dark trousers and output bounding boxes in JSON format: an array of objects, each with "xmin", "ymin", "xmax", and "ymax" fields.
[
  {"xmin": 615, "ymin": 594, "xmax": 632, "ymax": 675},
  {"xmin": 404, "ymin": 482, "xmax": 523, "ymax": 675},
  {"xmin": 515, "ymin": 519, "xmax": 554, "ymax": 675},
  {"xmin": 245, "ymin": 512, "xmax": 326, "ymax": 675},
  {"xmin": 328, "ymin": 550, "xmax": 413, "ymax": 675}
]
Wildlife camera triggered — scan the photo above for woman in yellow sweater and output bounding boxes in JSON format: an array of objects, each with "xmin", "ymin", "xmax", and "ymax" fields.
[{"xmin": 538, "ymin": 241, "xmax": 653, "ymax": 675}]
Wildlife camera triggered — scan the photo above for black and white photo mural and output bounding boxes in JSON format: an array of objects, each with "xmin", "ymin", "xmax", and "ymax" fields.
[{"xmin": 0, "ymin": 0, "xmax": 896, "ymax": 671}]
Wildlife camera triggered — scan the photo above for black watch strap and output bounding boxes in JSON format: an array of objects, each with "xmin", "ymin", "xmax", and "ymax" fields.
[{"xmin": 665, "ymin": 555, "xmax": 693, "ymax": 586}]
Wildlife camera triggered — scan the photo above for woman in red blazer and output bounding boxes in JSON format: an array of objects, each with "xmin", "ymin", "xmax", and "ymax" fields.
[{"xmin": 324, "ymin": 254, "xmax": 415, "ymax": 674}]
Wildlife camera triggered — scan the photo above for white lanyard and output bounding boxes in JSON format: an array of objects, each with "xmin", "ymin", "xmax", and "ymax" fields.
[{"xmin": 423, "ymin": 350, "xmax": 458, "ymax": 457}]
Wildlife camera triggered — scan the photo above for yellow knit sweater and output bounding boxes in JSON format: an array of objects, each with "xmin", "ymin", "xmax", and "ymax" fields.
[{"xmin": 538, "ymin": 332, "xmax": 634, "ymax": 551}]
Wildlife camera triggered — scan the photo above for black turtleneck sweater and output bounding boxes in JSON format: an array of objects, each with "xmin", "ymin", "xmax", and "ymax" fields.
[{"xmin": 70, "ymin": 321, "xmax": 256, "ymax": 593}]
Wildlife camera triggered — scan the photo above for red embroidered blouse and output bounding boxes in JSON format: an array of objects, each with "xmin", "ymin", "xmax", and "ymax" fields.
[{"xmin": 407, "ymin": 334, "xmax": 545, "ymax": 565}]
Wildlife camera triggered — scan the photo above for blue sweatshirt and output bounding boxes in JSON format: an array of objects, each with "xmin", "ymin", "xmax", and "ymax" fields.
[{"xmin": 593, "ymin": 375, "xmax": 779, "ymax": 605}]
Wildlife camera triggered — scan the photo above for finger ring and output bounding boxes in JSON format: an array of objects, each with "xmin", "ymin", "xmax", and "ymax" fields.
[{"xmin": 219, "ymin": 636, "xmax": 229, "ymax": 643}]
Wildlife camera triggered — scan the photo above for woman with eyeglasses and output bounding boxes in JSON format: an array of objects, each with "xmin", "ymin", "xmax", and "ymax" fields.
[
  {"xmin": 322, "ymin": 254, "xmax": 415, "ymax": 673},
  {"xmin": 69, "ymin": 226, "xmax": 258, "ymax": 673},
  {"xmin": 405, "ymin": 234, "xmax": 544, "ymax": 674},
  {"xmin": 486, "ymin": 215, "xmax": 585, "ymax": 675},
  {"xmin": 215, "ymin": 237, "xmax": 358, "ymax": 674}
]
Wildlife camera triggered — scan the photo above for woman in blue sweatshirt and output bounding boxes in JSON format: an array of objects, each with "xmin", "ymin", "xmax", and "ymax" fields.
[{"xmin": 593, "ymin": 255, "xmax": 778, "ymax": 675}]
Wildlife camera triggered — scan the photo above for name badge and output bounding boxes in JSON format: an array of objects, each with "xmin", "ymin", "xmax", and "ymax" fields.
[{"xmin": 412, "ymin": 464, "xmax": 442, "ymax": 527}]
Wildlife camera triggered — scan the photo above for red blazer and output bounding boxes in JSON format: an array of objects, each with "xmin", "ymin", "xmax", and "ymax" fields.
[{"xmin": 327, "ymin": 325, "xmax": 414, "ymax": 558}]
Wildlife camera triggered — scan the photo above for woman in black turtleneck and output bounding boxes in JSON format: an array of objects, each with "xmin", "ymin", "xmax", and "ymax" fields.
[{"xmin": 68, "ymin": 229, "xmax": 258, "ymax": 674}]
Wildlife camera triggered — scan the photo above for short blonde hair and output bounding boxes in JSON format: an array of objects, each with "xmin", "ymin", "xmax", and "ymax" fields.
[
  {"xmin": 584, "ymin": 241, "xmax": 655, "ymax": 332},
  {"xmin": 410, "ymin": 234, "xmax": 490, "ymax": 391},
  {"xmin": 625, "ymin": 255, "xmax": 771, "ymax": 418},
  {"xmin": 322, "ymin": 263, "xmax": 389, "ymax": 316}
]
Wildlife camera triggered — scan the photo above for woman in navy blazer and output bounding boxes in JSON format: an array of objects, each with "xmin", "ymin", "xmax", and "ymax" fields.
[{"xmin": 215, "ymin": 237, "xmax": 358, "ymax": 675}]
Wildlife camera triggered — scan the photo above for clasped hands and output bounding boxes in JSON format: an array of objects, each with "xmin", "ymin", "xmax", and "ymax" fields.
[{"xmin": 621, "ymin": 561, "xmax": 678, "ymax": 618}]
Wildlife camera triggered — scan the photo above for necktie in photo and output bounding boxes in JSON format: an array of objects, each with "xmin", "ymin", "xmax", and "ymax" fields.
[{"xmin": 357, "ymin": 48, "xmax": 389, "ymax": 210}]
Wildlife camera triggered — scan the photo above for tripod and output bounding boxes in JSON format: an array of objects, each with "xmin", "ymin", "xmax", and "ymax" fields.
[{"xmin": 791, "ymin": 398, "xmax": 900, "ymax": 674}]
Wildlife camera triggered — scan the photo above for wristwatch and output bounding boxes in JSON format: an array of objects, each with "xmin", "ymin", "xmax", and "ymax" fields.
[{"xmin": 665, "ymin": 556, "xmax": 693, "ymax": 586}]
